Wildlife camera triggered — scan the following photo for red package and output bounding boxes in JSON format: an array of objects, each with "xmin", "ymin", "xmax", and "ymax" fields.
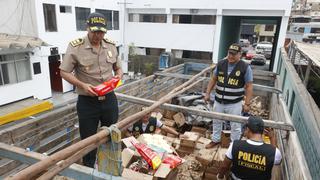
[
  {"xmin": 162, "ymin": 155, "xmax": 182, "ymax": 168},
  {"xmin": 132, "ymin": 142, "xmax": 162, "ymax": 170},
  {"xmin": 93, "ymin": 77, "xmax": 122, "ymax": 96}
]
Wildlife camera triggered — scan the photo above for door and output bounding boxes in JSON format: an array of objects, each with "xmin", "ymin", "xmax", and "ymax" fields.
[{"xmin": 49, "ymin": 55, "xmax": 63, "ymax": 92}]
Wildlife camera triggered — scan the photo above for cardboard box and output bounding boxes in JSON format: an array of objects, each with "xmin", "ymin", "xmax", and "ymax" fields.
[
  {"xmin": 191, "ymin": 126, "xmax": 207, "ymax": 136},
  {"xmin": 163, "ymin": 118, "xmax": 176, "ymax": 127},
  {"xmin": 151, "ymin": 112, "xmax": 163, "ymax": 121},
  {"xmin": 167, "ymin": 133, "xmax": 176, "ymax": 138},
  {"xmin": 212, "ymin": 147, "xmax": 228, "ymax": 167},
  {"xmin": 205, "ymin": 166, "xmax": 219, "ymax": 174},
  {"xmin": 203, "ymin": 172, "xmax": 217, "ymax": 180},
  {"xmin": 176, "ymin": 144, "xmax": 194, "ymax": 154},
  {"xmin": 221, "ymin": 130, "xmax": 231, "ymax": 148},
  {"xmin": 195, "ymin": 143, "xmax": 206, "ymax": 150},
  {"xmin": 164, "ymin": 110, "xmax": 176, "ymax": 119},
  {"xmin": 173, "ymin": 112, "xmax": 186, "ymax": 127},
  {"xmin": 121, "ymin": 148, "xmax": 175, "ymax": 180},
  {"xmin": 122, "ymin": 136, "xmax": 139, "ymax": 149},
  {"xmin": 195, "ymin": 148, "xmax": 217, "ymax": 166},
  {"xmin": 198, "ymin": 137, "xmax": 212, "ymax": 145},
  {"xmin": 180, "ymin": 132, "xmax": 200, "ymax": 148}
]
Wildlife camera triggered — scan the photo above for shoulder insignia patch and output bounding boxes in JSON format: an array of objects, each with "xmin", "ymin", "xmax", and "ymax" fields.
[
  {"xmin": 103, "ymin": 38, "xmax": 115, "ymax": 45},
  {"xmin": 70, "ymin": 38, "xmax": 84, "ymax": 47}
]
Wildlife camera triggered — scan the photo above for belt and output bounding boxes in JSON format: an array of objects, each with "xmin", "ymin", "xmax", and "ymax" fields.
[
  {"xmin": 97, "ymin": 96, "xmax": 106, "ymax": 101},
  {"xmin": 79, "ymin": 95, "xmax": 107, "ymax": 101}
]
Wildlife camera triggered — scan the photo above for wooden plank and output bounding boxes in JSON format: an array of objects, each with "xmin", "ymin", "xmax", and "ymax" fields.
[
  {"xmin": 115, "ymin": 93, "xmax": 294, "ymax": 131},
  {"xmin": 0, "ymin": 127, "xmax": 79, "ymax": 175},
  {"xmin": 0, "ymin": 105, "xmax": 76, "ymax": 142},
  {"xmin": 0, "ymin": 143, "xmax": 121, "ymax": 180},
  {"xmin": 10, "ymin": 114, "xmax": 77, "ymax": 144},
  {"xmin": 37, "ymin": 127, "xmax": 79, "ymax": 154},
  {"xmin": 0, "ymin": 160, "xmax": 21, "ymax": 176}
]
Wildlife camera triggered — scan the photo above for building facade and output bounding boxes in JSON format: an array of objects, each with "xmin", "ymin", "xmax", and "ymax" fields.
[{"xmin": 0, "ymin": 0, "xmax": 292, "ymax": 105}]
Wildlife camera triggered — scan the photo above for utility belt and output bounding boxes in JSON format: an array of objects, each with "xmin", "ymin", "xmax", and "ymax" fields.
[{"xmin": 79, "ymin": 91, "xmax": 115, "ymax": 101}]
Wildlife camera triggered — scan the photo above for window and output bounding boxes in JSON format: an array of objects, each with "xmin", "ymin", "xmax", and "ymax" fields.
[
  {"xmin": 128, "ymin": 14, "xmax": 167, "ymax": 23},
  {"xmin": 96, "ymin": 9, "xmax": 112, "ymax": 30},
  {"xmin": 311, "ymin": 28, "xmax": 320, "ymax": 33},
  {"xmin": 43, "ymin": 3, "xmax": 57, "ymax": 32},
  {"xmin": 172, "ymin": 15, "xmax": 216, "ymax": 24},
  {"xmin": 75, "ymin": 7, "xmax": 90, "ymax": 31},
  {"xmin": 33, "ymin": 62, "xmax": 41, "ymax": 75},
  {"xmin": 145, "ymin": 48, "xmax": 165, "ymax": 56},
  {"xmin": 95, "ymin": 9, "xmax": 120, "ymax": 30},
  {"xmin": 113, "ymin": 11, "xmax": 119, "ymax": 30},
  {"xmin": 0, "ymin": 53, "xmax": 31, "ymax": 86},
  {"xmin": 265, "ymin": 25, "xmax": 274, "ymax": 31},
  {"xmin": 172, "ymin": 49, "xmax": 212, "ymax": 60},
  {"xmin": 60, "ymin": 5, "xmax": 72, "ymax": 13}
]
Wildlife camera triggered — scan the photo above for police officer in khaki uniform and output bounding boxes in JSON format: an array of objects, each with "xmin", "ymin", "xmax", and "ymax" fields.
[{"xmin": 59, "ymin": 12, "xmax": 123, "ymax": 168}]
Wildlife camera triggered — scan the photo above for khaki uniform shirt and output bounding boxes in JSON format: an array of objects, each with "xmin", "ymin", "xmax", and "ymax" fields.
[{"xmin": 60, "ymin": 36, "xmax": 122, "ymax": 96}]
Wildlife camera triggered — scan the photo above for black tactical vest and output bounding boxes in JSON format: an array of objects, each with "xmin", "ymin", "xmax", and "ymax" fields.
[
  {"xmin": 132, "ymin": 117, "xmax": 157, "ymax": 137},
  {"xmin": 215, "ymin": 59, "xmax": 248, "ymax": 104},
  {"xmin": 231, "ymin": 140, "xmax": 276, "ymax": 180}
]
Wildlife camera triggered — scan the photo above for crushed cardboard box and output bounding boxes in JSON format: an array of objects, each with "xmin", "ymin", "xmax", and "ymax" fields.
[
  {"xmin": 122, "ymin": 136, "xmax": 139, "ymax": 149},
  {"xmin": 191, "ymin": 127, "xmax": 207, "ymax": 137},
  {"xmin": 212, "ymin": 147, "xmax": 228, "ymax": 168},
  {"xmin": 122, "ymin": 148, "xmax": 176, "ymax": 180},
  {"xmin": 198, "ymin": 137, "xmax": 212, "ymax": 145},
  {"xmin": 163, "ymin": 118, "xmax": 176, "ymax": 127},
  {"xmin": 164, "ymin": 110, "xmax": 176, "ymax": 119},
  {"xmin": 180, "ymin": 132, "xmax": 200, "ymax": 148},
  {"xmin": 173, "ymin": 112, "xmax": 186, "ymax": 127},
  {"xmin": 195, "ymin": 148, "xmax": 218, "ymax": 166},
  {"xmin": 176, "ymin": 155, "xmax": 204, "ymax": 180}
]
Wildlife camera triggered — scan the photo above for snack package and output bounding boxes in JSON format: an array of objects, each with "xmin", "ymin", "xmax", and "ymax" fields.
[
  {"xmin": 162, "ymin": 155, "xmax": 182, "ymax": 168},
  {"xmin": 132, "ymin": 142, "xmax": 162, "ymax": 170},
  {"xmin": 94, "ymin": 77, "xmax": 123, "ymax": 96}
]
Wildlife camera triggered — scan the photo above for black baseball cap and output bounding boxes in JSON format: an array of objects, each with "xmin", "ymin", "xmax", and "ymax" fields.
[
  {"xmin": 86, "ymin": 12, "xmax": 107, "ymax": 33},
  {"xmin": 228, "ymin": 43, "xmax": 241, "ymax": 55},
  {"xmin": 245, "ymin": 116, "xmax": 264, "ymax": 134}
]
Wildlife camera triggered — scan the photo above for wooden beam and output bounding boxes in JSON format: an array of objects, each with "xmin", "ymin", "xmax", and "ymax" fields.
[
  {"xmin": 154, "ymin": 72, "xmax": 282, "ymax": 94},
  {"xmin": 0, "ymin": 143, "xmax": 121, "ymax": 180},
  {"xmin": 115, "ymin": 93, "xmax": 294, "ymax": 131}
]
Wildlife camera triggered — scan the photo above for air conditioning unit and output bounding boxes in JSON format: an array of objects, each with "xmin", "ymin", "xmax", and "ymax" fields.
[{"xmin": 190, "ymin": 9, "xmax": 199, "ymax": 14}]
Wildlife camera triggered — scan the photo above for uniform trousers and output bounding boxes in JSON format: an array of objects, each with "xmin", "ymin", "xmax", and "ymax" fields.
[{"xmin": 76, "ymin": 91, "xmax": 118, "ymax": 168}]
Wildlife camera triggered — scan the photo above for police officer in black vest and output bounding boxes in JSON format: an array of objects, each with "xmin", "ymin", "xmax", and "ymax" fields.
[
  {"xmin": 217, "ymin": 116, "xmax": 282, "ymax": 180},
  {"xmin": 126, "ymin": 111, "xmax": 187, "ymax": 138},
  {"xmin": 205, "ymin": 43, "xmax": 253, "ymax": 148}
]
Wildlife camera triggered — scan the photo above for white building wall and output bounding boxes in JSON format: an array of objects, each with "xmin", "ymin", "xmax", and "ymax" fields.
[
  {"xmin": 0, "ymin": 0, "xmax": 293, "ymax": 104},
  {"xmin": 34, "ymin": 0, "xmax": 122, "ymax": 54},
  {"xmin": 126, "ymin": 23, "xmax": 215, "ymax": 52},
  {"xmin": 0, "ymin": 47, "xmax": 51, "ymax": 105}
]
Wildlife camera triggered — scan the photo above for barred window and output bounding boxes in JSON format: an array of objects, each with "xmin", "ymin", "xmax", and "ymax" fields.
[
  {"xmin": 96, "ymin": 9, "xmax": 112, "ymax": 30},
  {"xmin": 75, "ymin": 7, "xmax": 90, "ymax": 31},
  {"xmin": 0, "ymin": 53, "xmax": 31, "ymax": 86}
]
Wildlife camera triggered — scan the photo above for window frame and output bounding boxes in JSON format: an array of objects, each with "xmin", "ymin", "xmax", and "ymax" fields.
[
  {"xmin": 43, "ymin": 3, "xmax": 58, "ymax": 32},
  {"xmin": 0, "ymin": 53, "xmax": 32, "ymax": 86}
]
